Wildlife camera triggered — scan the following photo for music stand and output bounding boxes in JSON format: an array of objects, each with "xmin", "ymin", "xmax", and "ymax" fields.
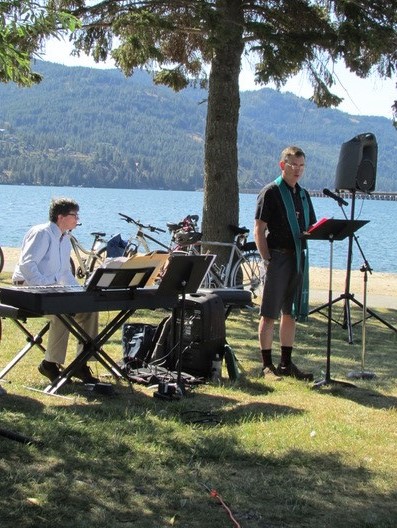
[
  {"xmin": 306, "ymin": 219, "xmax": 367, "ymax": 388},
  {"xmin": 86, "ymin": 267, "xmax": 155, "ymax": 290},
  {"xmin": 154, "ymin": 253, "xmax": 216, "ymax": 400}
]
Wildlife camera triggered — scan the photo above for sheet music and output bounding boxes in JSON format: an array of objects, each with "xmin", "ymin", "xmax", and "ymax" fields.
[{"xmin": 85, "ymin": 251, "xmax": 170, "ymax": 289}]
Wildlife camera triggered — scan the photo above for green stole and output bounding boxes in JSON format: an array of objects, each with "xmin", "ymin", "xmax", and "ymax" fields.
[{"xmin": 275, "ymin": 176, "xmax": 310, "ymax": 321}]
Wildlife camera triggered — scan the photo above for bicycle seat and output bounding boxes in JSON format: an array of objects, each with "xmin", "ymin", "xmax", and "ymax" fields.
[
  {"xmin": 228, "ymin": 225, "xmax": 249, "ymax": 236},
  {"xmin": 91, "ymin": 231, "xmax": 106, "ymax": 237},
  {"xmin": 174, "ymin": 230, "xmax": 202, "ymax": 246},
  {"xmin": 167, "ymin": 222, "xmax": 183, "ymax": 232},
  {"xmin": 241, "ymin": 241, "xmax": 257, "ymax": 252}
]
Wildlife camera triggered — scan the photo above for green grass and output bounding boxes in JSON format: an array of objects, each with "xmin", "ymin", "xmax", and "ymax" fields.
[{"xmin": 0, "ymin": 271, "xmax": 397, "ymax": 528}]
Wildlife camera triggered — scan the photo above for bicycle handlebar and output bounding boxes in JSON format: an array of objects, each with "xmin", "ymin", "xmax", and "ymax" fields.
[{"xmin": 118, "ymin": 213, "xmax": 166, "ymax": 233}]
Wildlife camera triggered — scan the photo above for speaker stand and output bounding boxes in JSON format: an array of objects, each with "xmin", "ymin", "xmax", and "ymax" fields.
[{"xmin": 310, "ymin": 190, "xmax": 396, "ymax": 343}]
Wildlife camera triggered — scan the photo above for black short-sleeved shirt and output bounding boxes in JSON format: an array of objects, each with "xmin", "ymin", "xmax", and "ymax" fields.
[{"xmin": 255, "ymin": 180, "xmax": 316, "ymax": 250}]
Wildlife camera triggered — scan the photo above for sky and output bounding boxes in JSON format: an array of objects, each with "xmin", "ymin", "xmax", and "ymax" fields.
[{"xmin": 42, "ymin": 39, "xmax": 396, "ymax": 119}]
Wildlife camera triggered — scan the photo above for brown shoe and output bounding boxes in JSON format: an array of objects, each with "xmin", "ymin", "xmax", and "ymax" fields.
[
  {"xmin": 276, "ymin": 362, "xmax": 313, "ymax": 381},
  {"xmin": 262, "ymin": 364, "xmax": 282, "ymax": 381}
]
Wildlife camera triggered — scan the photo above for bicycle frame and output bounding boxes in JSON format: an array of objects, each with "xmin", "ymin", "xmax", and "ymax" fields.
[
  {"xmin": 125, "ymin": 227, "xmax": 170, "ymax": 255},
  {"xmin": 190, "ymin": 240, "xmax": 242, "ymax": 286},
  {"xmin": 119, "ymin": 213, "xmax": 170, "ymax": 256},
  {"xmin": 69, "ymin": 232, "xmax": 107, "ymax": 280},
  {"xmin": 170, "ymin": 217, "xmax": 262, "ymax": 296}
]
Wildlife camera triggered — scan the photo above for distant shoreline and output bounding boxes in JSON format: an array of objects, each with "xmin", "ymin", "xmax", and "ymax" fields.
[
  {"xmin": 0, "ymin": 184, "xmax": 396, "ymax": 201},
  {"xmin": 243, "ymin": 189, "xmax": 397, "ymax": 200}
]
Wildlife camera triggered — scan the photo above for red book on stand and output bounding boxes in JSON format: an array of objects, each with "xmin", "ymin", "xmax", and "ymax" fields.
[{"xmin": 307, "ymin": 217, "xmax": 329, "ymax": 234}]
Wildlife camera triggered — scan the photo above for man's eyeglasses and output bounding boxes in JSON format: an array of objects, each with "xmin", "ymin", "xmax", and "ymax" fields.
[
  {"xmin": 66, "ymin": 213, "xmax": 79, "ymax": 218},
  {"xmin": 285, "ymin": 162, "xmax": 305, "ymax": 170}
]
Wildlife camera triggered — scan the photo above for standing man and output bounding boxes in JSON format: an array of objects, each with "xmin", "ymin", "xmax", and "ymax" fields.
[
  {"xmin": 12, "ymin": 197, "xmax": 99, "ymax": 384},
  {"xmin": 254, "ymin": 146, "xmax": 316, "ymax": 381}
]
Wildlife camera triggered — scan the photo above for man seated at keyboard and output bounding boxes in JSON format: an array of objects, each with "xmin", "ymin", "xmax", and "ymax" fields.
[{"xmin": 12, "ymin": 197, "xmax": 99, "ymax": 384}]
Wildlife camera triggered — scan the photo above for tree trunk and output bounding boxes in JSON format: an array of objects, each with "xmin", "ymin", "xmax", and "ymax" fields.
[{"xmin": 202, "ymin": 0, "xmax": 244, "ymax": 263}]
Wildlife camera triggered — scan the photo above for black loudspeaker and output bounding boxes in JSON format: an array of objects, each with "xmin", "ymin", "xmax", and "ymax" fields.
[{"xmin": 335, "ymin": 133, "xmax": 377, "ymax": 193}]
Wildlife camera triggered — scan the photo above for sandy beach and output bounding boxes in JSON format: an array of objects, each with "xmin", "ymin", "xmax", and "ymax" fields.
[{"xmin": 2, "ymin": 246, "xmax": 396, "ymax": 309}]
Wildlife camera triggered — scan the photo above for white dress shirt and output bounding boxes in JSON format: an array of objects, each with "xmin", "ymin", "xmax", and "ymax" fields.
[{"xmin": 12, "ymin": 222, "xmax": 77, "ymax": 286}]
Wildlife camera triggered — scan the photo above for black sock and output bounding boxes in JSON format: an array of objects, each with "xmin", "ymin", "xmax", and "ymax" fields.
[
  {"xmin": 280, "ymin": 346, "xmax": 293, "ymax": 367},
  {"xmin": 261, "ymin": 349, "xmax": 273, "ymax": 368}
]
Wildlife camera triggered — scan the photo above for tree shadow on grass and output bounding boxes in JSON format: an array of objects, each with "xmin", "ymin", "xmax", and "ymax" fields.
[
  {"xmin": 0, "ymin": 392, "xmax": 45, "ymax": 447},
  {"xmin": 313, "ymin": 383, "xmax": 397, "ymax": 410},
  {"xmin": 1, "ymin": 393, "xmax": 395, "ymax": 528},
  {"xmin": 222, "ymin": 374, "xmax": 278, "ymax": 396}
]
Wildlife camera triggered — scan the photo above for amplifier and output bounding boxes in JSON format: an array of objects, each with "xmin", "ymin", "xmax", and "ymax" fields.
[{"xmin": 154, "ymin": 292, "xmax": 226, "ymax": 378}]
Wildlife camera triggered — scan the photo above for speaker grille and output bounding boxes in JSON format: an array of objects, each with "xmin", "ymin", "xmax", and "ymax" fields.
[
  {"xmin": 356, "ymin": 159, "xmax": 375, "ymax": 192},
  {"xmin": 334, "ymin": 133, "xmax": 377, "ymax": 193}
]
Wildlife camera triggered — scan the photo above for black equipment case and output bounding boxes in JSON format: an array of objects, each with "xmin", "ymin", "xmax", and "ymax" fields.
[{"xmin": 153, "ymin": 292, "xmax": 226, "ymax": 378}]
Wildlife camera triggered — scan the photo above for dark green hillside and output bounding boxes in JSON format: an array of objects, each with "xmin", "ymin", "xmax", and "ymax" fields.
[
  {"xmin": 0, "ymin": 61, "xmax": 395, "ymax": 191},
  {"xmin": 238, "ymin": 89, "xmax": 396, "ymax": 191}
]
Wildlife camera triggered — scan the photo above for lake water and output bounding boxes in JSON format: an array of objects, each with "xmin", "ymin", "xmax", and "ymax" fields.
[{"xmin": 0, "ymin": 184, "xmax": 395, "ymax": 272}]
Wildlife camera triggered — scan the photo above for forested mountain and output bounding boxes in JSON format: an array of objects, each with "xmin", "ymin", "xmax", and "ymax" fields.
[{"xmin": 0, "ymin": 61, "xmax": 396, "ymax": 191}]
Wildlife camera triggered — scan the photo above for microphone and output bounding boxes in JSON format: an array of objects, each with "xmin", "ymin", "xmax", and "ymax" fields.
[{"xmin": 323, "ymin": 188, "xmax": 348, "ymax": 207}]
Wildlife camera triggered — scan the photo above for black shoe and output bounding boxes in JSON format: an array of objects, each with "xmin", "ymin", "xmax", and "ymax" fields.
[
  {"xmin": 73, "ymin": 364, "xmax": 99, "ymax": 384},
  {"xmin": 38, "ymin": 360, "xmax": 61, "ymax": 382},
  {"xmin": 276, "ymin": 362, "xmax": 314, "ymax": 381}
]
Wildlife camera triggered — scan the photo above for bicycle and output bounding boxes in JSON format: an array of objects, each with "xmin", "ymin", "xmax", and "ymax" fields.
[
  {"xmin": 118, "ymin": 213, "xmax": 170, "ymax": 255},
  {"xmin": 69, "ymin": 214, "xmax": 170, "ymax": 281},
  {"xmin": 0, "ymin": 246, "xmax": 4, "ymax": 273},
  {"xmin": 168, "ymin": 215, "xmax": 263, "ymax": 298},
  {"xmin": 69, "ymin": 231, "xmax": 108, "ymax": 280}
]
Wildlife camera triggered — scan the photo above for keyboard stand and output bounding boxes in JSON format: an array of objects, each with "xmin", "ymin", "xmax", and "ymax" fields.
[{"xmin": 0, "ymin": 304, "xmax": 50, "ymax": 381}]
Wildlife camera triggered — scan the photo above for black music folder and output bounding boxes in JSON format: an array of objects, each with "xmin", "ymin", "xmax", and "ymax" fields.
[
  {"xmin": 306, "ymin": 218, "xmax": 368, "ymax": 241},
  {"xmin": 157, "ymin": 253, "xmax": 216, "ymax": 295}
]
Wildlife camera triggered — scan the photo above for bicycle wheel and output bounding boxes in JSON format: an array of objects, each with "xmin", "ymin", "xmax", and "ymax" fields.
[
  {"xmin": 0, "ymin": 247, "xmax": 4, "ymax": 273},
  {"xmin": 88, "ymin": 247, "xmax": 108, "ymax": 276},
  {"xmin": 229, "ymin": 251, "xmax": 263, "ymax": 299},
  {"xmin": 70, "ymin": 257, "xmax": 76, "ymax": 276}
]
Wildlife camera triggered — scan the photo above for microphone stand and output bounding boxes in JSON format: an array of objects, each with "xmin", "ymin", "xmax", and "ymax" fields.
[
  {"xmin": 310, "ymin": 191, "xmax": 396, "ymax": 342},
  {"xmin": 336, "ymin": 202, "xmax": 376, "ymax": 379},
  {"xmin": 347, "ymin": 262, "xmax": 376, "ymax": 380},
  {"xmin": 338, "ymin": 193, "xmax": 396, "ymax": 340}
]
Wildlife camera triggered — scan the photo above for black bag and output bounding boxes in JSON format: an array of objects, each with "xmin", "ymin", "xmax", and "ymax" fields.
[
  {"xmin": 106, "ymin": 233, "xmax": 128, "ymax": 257},
  {"xmin": 121, "ymin": 323, "xmax": 158, "ymax": 369}
]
